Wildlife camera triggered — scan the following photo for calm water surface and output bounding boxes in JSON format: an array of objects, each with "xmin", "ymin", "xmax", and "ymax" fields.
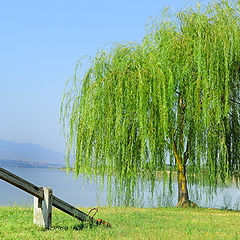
[
  {"xmin": 1, "ymin": 167, "xmax": 240, "ymax": 209},
  {"xmin": 0, "ymin": 167, "xmax": 106, "ymax": 207}
]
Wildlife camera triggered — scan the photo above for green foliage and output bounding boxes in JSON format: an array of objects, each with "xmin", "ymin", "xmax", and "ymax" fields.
[{"xmin": 61, "ymin": 0, "xmax": 240, "ymax": 205}]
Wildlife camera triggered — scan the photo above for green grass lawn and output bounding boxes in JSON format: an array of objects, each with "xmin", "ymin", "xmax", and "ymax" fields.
[{"xmin": 0, "ymin": 206, "xmax": 240, "ymax": 239}]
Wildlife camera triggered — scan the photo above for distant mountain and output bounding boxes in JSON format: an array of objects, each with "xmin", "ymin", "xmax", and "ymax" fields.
[{"xmin": 0, "ymin": 139, "xmax": 65, "ymax": 168}]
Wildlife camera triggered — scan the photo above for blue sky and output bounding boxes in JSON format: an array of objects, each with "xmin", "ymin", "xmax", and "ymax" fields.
[{"xmin": 0, "ymin": 0, "xmax": 208, "ymax": 153}]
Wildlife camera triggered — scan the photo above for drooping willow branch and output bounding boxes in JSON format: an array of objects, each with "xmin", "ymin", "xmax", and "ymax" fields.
[{"xmin": 61, "ymin": 0, "xmax": 240, "ymax": 206}]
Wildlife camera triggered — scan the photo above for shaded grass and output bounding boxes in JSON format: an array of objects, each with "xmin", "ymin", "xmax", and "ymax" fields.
[{"xmin": 0, "ymin": 206, "xmax": 240, "ymax": 239}]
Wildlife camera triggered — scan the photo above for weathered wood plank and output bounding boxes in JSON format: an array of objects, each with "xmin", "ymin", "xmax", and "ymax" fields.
[
  {"xmin": 0, "ymin": 167, "xmax": 44, "ymax": 199},
  {"xmin": 0, "ymin": 167, "xmax": 95, "ymax": 224},
  {"xmin": 52, "ymin": 195, "xmax": 97, "ymax": 224}
]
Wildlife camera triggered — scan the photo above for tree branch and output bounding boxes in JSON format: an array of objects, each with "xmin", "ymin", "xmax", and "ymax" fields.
[
  {"xmin": 229, "ymin": 98, "xmax": 240, "ymax": 105},
  {"xmin": 183, "ymin": 140, "xmax": 189, "ymax": 165}
]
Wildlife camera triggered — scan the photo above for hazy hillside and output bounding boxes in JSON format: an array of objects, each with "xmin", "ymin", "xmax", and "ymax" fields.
[{"xmin": 0, "ymin": 139, "xmax": 65, "ymax": 168}]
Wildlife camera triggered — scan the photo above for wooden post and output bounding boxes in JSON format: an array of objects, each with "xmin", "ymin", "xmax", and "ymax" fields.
[
  {"xmin": 33, "ymin": 187, "xmax": 52, "ymax": 229},
  {"xmin": 0, "ymin": 167, "xmax": 105, "ymax": 226}
]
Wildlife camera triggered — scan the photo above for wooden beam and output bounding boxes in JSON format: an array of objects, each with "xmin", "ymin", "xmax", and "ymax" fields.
[
  {"xmin": 52, "ymin": 195, "xmax": 97, "ymax": 224},
  {"xmin": 0, "ymin": 167, "xmax": 97, "ymax": 224},
  {"xmin": 0, "ymin": 167, "xmax": 44, "ymax": 199}
]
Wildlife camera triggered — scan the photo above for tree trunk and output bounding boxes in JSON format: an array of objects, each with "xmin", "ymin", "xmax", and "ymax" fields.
[
  {"xmin": 177, "ymin": 162, "xmax": 188, "ymax": 203},
  {"xmin": 174, "ymin": 141, "xmax": 196, "ymax": 207},
  {"xmin": 173, "ymin": 95, "xmax": 196, "ymax": 207}
]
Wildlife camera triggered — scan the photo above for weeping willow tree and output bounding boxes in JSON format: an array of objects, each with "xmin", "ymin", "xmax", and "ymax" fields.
[{"xmin": 61, "ymin": 0, "xmax": 240, "ymax": 207}]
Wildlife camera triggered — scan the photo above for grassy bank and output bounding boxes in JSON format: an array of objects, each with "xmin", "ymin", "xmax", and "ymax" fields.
[{"xmin": 0, "ymin": 206, "xmax": 240, "ymax": 239}]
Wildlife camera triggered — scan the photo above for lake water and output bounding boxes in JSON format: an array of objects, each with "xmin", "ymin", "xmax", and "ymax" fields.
[{"xmin": 1, "ymin": 167, "xmax": 240, "ymax": 210}]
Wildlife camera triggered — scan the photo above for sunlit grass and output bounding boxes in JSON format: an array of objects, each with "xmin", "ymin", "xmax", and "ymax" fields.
[{"xmin": 1, "ymin": 206, "xmax": 240, "ymax": 239}]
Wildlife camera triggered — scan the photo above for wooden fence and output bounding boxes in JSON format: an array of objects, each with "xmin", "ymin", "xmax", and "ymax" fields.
[{"xmin": 0, "ymin": 167, "xmax": 103, "ymax": 229}]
